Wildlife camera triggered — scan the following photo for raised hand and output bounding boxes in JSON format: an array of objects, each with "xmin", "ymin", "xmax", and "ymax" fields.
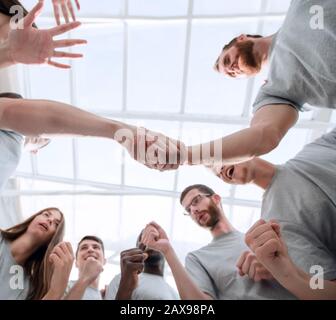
[
  {"xmin": 141, "ymin": 222, "xmax": 171, "ymax": 255},
  {"xmin": 47, "ymin": 241, "xmax": 74, "ymax": 299},
  {"xmin": 245, "ymin": 219, "xmax": 289, "ymax": 276},
  {"xmin": 116, "ymin": 248, "xmax": 148, "ymax": 299},
  {"xmin": 8, "ymin": 1, "xmax": 86, "ymax": 69},
  {"xmin": 51, "ymin": 0, "xmax": 81, "ymax": 25},
  {"xmin": 79, "ymin": 257, "xmax": 104, "ymax": 287}
]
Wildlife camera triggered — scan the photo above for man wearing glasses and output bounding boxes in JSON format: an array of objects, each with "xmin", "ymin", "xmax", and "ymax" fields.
[{"xmin": 141, "ymin": 184, "xmax": 295, "ymax": 299}]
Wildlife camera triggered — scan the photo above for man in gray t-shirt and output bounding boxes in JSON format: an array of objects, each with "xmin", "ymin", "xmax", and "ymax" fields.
[
  {"xmin": 142, "ymin": 185, "xmax": 296, "ymax": 300},
  {"xmin": 155, "ymin": 0, "xmax": 336, "ymax": 172},
  {"xmin": 214, "ymin": 128, "xmax": 336, "ymax": 289}
]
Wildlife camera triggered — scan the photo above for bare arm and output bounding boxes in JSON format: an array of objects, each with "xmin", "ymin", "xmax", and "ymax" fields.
[
  {"xmin": 165, "ymin": 246, "xmax": 213, "ymax": 300},
  {"xmin": 186, "ymin": 104, "xmax": 298, "ymax": 165},
  {"xmin": 245, "ymin": 220, "xmax": 336, "ymax": 300},
  {"xmin": 0, "ymin": 97, "xmax": 125, "ymax": 138},
  {"xmin": 142, "ymin": 223, "xmax": 213, "ymax": 300}
]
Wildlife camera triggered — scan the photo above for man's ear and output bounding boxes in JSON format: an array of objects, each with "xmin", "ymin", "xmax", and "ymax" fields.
[
  {"xmin": 103, "ymin": 257, "xmax": 107, "ymax": 266},
  {"xmin": 75, "ymin": 259, "xmax": 79, "ymax": 269},
  {"xmin": 212, "ymin": 194, "xmax": 221, "ymax": 204},
  {"xmin": 237, "ymin": 34, "xmax": 247, "ymax": 42}
]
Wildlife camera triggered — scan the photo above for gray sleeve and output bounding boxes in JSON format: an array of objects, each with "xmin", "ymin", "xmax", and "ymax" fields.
[
  {"xmin": 252, "ymin": 86, "xmax": 303, "ymax": 114},
  {"xmin": 185, "ymin": 253, "xmax": 217, "ymax": 299},
  {"xmin": 104, "ymin": 274, "xmax": 121, "ymax": 300}
]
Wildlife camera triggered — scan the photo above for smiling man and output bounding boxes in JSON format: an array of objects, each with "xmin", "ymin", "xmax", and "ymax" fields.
[{"xmin": 64, "ymin": 235, "xmax": 105, "ymax": 300}]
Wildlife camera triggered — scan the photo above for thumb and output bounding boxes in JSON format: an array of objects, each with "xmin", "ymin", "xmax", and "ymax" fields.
[{"xmin": 23, "ymin": 0, "xmax": 44, "ymax": 28}]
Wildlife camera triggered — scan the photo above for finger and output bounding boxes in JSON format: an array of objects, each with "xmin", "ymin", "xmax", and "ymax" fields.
[
  {"xmin": 248, "ymin": 223, "xmax": 276, "ymax": 242},
  {"xmin": 53, "ymin": 246, "xmax": 65, "ymax": 259},
  {"xmin": 125, "ymin": 254, "xmax": 147, "ymax": 263},
  {"xmin": 49, "ymin": 252, "xmax": 61, "ymax": 264},
  {"xmin": 47, "ymin": 59, "xmax": 71, "ymax": 69},
  {"xmin": 67, "ymin": 0, "xmax": 76, "ymax": 21},
  {"xmin": 61, "ymin": 1, "xmax": 70, "ymax": 24},
  {"xmin": 246, "ymin": 219, "xmax": 266, "ymax": 236},
  {"xmin": 53, "ymin": 50, "xmax": 83, "ymax": 58},
  {"xmin": 236, "ymin": 251, "xmax": 249, "ymax": 270},
  {"xmin": 121, "ymin": 248, "xmax": 143, "ymax": 257},
  {"xmin": 23, "ymin": 0, "xmax": 44, "ymax": 27},
  {"xmin": 148, "ymin": 221, "xmax": 166, "ymax": 237},
  {"xmin": 250, "ymin": 230, "xmax": 278, "ymax": 252},
  {"xmin": 255, "ymin": 239, "xmax": 280, "ymax": 260},
  {"xmin": 53, "ymin": 39, "xmax": 87, "ymax": 48},
  {"xmin": 52, "ymin": 1, "xmax": 61, "ymax": 26},
  {"xmin": 49, "ymin": 21, "xmax": 81, "ymax": 36},
  {"xmin": 75, "ymin": 0, "xmax": 80, "ymax": 10},
  {"xmin": 248, "ymin": 261, "xmax": 257, "ymax": 281},
  {"xmin": 65, "ymin": 242, "xmax": 74, "ymax": 257}
]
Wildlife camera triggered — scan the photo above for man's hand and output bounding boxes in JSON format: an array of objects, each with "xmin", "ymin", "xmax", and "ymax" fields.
[
  {"xmin": 8, "ymin": 1, "xmax": 86, "ymax": 69},
  {"xmin": 236, "ymin": 251, "xmax": 274, "ymax": 282},
  {"xmin": 116, "ymin": 126, "xmax": 187, "ymax": 171},
  {"xmin": 141, "ymin": 222, "xmax": 171, "ymax": 255},
  {"xmin": 116, "ymin": 248, "xmax": 148, "ymax": 300},
  {"xmin": 46, "ymin": 241, "xmax": 74, "ymax": 299},
  {"xmin": 78, "ymin": 257, "xmax": 104, "ymax": 287},
  {"xmin": 51, "ymin": 0, "xmax": 81, "ymax": 25},
  {"xmin": 245, "ymin": 219, "xmax": 289, "ymax": 277}
]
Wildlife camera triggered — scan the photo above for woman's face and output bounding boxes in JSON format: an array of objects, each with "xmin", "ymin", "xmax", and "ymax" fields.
[{"xmin": 27, "ymin": 209, "xmax": 62, "ymax": 243}]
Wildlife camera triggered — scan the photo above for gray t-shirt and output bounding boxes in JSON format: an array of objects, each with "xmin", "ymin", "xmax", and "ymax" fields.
[
  {"xmin": 262, "ymin": 128, "xmax": 336, "ymax": 279},
  {"xmin": 0, "ymin": 130, "xmax": 23, "ymax": 190},
  {"xmin": 0, "ymin": 233, "xmax": 30, "ymax": 300},
  {"xmin": 253, "ymin": 0, "xmax": 336, "ymax": 113},
  {"xmin": 105, "ymin": 272, "xmax": 179, "ymax": 300},
  {"xmin": 66, "ymin": 280, "xmax": 103, "ymax": 300},
  {"xmin": 185, "ymin": 231, "xmax": 295, "ymax": 300}
]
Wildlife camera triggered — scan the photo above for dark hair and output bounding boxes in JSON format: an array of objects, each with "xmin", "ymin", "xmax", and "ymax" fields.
[
  {"xmin": 0, "ymin": 92, "xmax": 23, "ymax": 99},
  {"xmin": 180, "ymin": 184, "xmax": 216, "ymax": 204},
  {"xmin": 0, "ymin": 0, "xmax": 37, "ymax": 28},
  {"xmin": 0, "ymin": 207, "xmax": 65, "ymax": 300},
  {"xmin": 223, "ymin": 34, "xmax": 262, "ymax": 51},
  {"xmin": 76, "ymin": 235, "xmax": 105, "ymax": 257}
]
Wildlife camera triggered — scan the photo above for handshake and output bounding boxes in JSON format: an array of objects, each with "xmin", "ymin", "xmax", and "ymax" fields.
[{"xmin": 116, "ymin": 126, "xmax": 189, "ymax": 171}]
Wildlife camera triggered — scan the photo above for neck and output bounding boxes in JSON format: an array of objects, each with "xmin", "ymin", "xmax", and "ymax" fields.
[
  {"xmin": 210, "ymin": 216, "xmax": 235, "ymax": 238},
  {"xmin": 253, "ymin": 34, "xmax": 274, "ymax": 65},
  {"xmin": 252, "ymin": 158, "xmax": 276, "ymax": 190},
  {"xmin": 144, "ymin": 265, "xmax": 164, "ymax": 277},
  {"xmin": 10, "ymin": 233, "xmax": 41, "ymax": 265}
]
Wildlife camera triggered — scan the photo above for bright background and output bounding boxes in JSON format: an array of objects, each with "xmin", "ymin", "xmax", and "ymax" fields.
[{"xmin": 1, "ymin": 0, "xmax": 335, "ymax": 291}]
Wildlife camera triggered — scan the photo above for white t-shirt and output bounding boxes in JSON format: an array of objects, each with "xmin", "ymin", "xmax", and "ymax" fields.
[
  {"xmin": 0, "ymin": 130, "xmax": 23, "ymax": 190},
  {"xmin": 105, "ymin": 272, "xmax": 179, "ymax": 300}
]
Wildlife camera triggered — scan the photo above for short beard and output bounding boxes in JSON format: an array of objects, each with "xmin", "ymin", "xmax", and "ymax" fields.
[
  {"xmin": 235, "ymin": 40, "xmax": 261, "ymax": 74},
  {"xmin": 202, "ymin": 200, "xmax": 221, "ymax": 230}
]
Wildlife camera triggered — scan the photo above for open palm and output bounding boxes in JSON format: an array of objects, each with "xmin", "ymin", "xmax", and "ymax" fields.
[{"xmin": 8, "ymin": 1, "xmax": 86, "ymax": 68}]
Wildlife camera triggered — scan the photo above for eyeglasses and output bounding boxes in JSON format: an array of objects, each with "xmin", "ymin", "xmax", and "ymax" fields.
[{"xmin": 182, "ymin": 194, "xmax": 212, "ymax": 216}]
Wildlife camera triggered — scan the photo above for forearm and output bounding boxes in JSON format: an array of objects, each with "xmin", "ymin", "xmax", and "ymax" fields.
[
  {"xmin": 165, "ymin": 247, "xmax": 213, "ymax": 300},
  {"xmin": 186, "ymin": 125, "xmax": 279, "ymax": 166},
  {"xmin": 42, "ymin": 289, "xmax": 65, "ymax": 300},
  {"xmin": 270, "ymin": 259, "xmax": 336, "ymax": 300},
  {"xmin": 0, "ymin": 40, "xmax": 14, "ymax": 68},
  {"xmin": 0, "ymin": 98, "xmax": 127, "ymax": 139},
  {"xmin": 115, "ymin": 278, "xmax": 136, "ymax": 300},
  {"xmin": 63, "ymin": 279, "xmax": 89, "ymax": 300}
]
